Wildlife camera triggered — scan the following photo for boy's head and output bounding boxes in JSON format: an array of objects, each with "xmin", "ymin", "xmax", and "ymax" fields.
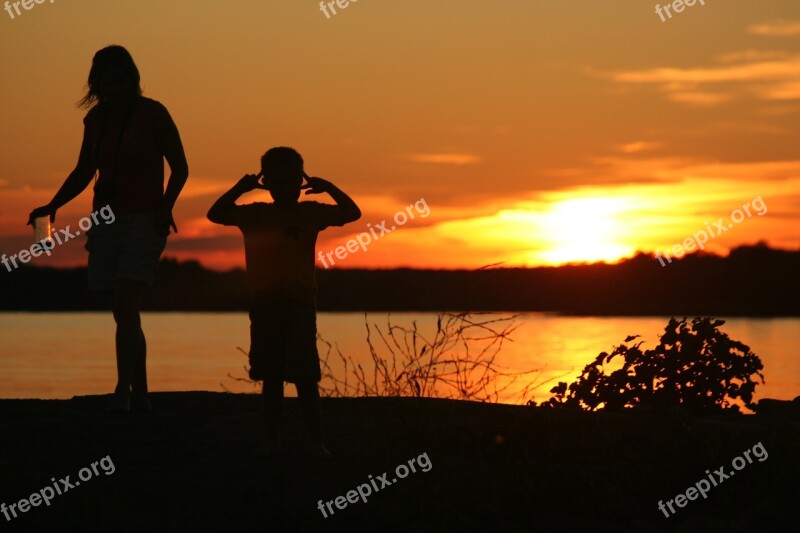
[{"xmin": 260, "ymin": 147, "xmax": 304, "ymax": 204}]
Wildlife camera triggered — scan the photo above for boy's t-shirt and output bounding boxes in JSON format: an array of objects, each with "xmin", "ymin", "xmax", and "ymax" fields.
[{"xmin": 222, "ymin": 201, "xmax": 347, "ymax": 306}]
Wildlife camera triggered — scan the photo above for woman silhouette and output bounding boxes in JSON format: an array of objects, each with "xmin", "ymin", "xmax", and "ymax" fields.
[{"xmin": 28, "ymin": 45, "xmax": 189, "ymax": 412}]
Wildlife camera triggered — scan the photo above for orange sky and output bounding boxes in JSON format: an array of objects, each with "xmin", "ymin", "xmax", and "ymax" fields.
[{"xmin": 1, "ymin": 0, "xmax": 798, "ymax": 271}]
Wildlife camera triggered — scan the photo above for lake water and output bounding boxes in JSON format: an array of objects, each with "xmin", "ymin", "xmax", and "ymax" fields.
[{"xmin": 1, "ymin": 313, "xmax": 798, "ymax": 404}]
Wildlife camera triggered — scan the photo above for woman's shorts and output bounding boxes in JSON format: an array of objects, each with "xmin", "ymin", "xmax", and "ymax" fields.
[{"xmin": 85, "ymin": 211, "xmax": 168, "ymax": 291}]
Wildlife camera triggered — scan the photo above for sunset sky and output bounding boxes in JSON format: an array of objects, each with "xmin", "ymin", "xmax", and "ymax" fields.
[{"xmin": 1, "ymin": 0, "xmax": 798, "ymax": 270}]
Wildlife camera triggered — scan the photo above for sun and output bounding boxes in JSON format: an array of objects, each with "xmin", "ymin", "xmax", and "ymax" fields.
[{"xmin": 536, "ymin": 196, "xmax": 636, "ymax": 264}]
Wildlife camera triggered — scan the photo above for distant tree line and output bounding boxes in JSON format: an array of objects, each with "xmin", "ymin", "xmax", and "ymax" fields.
[{"xmin": 1, "ymin": 244, "xmax": 797, "ymax": 315}]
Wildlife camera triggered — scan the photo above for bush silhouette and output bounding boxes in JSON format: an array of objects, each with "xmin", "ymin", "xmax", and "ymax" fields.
[{"xmin": 543, "ymin": 317, "xmax": 764, "ymax": 413}]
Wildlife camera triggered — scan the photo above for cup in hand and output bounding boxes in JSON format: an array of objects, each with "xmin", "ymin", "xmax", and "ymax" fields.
[{"xmin": 33, "ymin": 216, "xmax": 53, "ymax": 245}]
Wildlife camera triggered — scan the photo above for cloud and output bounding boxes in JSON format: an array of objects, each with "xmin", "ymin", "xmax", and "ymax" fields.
[
  {"xmin": 615, "ymin": 141, "xmax": 661, "ymax": 154},
  {"xmin": 406, "ymin": 153, "xmax": 482, "ymax": 165},
  {"xmin": 667, "ymin": 91, "xmax": 732, "ymax": 106},
  {"xmin": 716, "ymin": 50, "xmax": 788, "ymax": 63},
  {"xmin": 179, "ymin": 176, "xmax": 236, "ymax": 198},
  {"xmin": 748, "ymin": 21, "xmax": 800, "ymax": 37},
  {"xmin": 759, "ymin": 81, "xmax": 800, "ymax": 100},
  {"xmin": 606, "ymin": 55, "xmax": 800, "ymax": 106},
  {"xmin": 555, "ymin": 156, "xmax": 800, "ymax": 189},
  {"xmin": 610, "ymin": 57, "xmax": 800, "ymax": 84}
]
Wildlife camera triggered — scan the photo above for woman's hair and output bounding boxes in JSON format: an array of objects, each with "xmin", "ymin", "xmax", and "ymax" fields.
[{"xmin": 78, "ymin": 45, "xmax": 142, "ymax": 109}]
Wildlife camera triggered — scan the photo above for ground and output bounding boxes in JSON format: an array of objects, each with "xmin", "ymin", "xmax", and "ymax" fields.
[{"xmin": 0, "ymin": 393, "xmax": 798, "ymax": 532}]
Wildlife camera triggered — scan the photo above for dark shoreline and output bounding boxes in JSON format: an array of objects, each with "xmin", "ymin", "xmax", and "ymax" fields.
[{"xmin": 1, "ymin": 393, "xmax": 798, "ymax": 531}]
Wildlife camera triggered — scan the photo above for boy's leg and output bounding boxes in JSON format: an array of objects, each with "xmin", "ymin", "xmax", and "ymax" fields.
[
  {"xmin": 262, "ymin": 376, "xmax": 284, "ymax": 441},
  {"xmin": 296, "ymin": 381, "xmax": 323, "ymax": 445}
]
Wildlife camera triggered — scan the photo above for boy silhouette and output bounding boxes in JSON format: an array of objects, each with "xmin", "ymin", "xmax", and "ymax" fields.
[{"xmin": 208, "ymin": 147, "xmax": 361, "ymax": 457}]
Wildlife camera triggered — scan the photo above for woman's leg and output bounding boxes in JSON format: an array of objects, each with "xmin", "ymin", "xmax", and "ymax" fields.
[
  {"xmin": 112, "ymin": 279, "xmax": 147, "ymax": 400},
  {"xmin": 133, "ymin": 328, "xmax": 148, "ymax": 395}
]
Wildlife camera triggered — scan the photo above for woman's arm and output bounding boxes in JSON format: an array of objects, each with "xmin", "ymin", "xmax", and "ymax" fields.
[
  {"xmin": 156, "ymin": 107, "xmax": 189, "ymax": 233},
  {"xmin": 27, "ymin": 126, "xmax": 97, "ymax": 225}
]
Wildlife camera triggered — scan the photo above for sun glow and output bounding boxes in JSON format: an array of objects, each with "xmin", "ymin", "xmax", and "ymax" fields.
[
  {"xmin": 535, "ymin": 196, "xmax": 636, "ymax": 264},
  {"xmin": 432, "ymin": 193, "xmax": 643, "ymax": 267}
]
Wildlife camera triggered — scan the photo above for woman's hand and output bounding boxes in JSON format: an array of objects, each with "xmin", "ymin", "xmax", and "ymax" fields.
[
  {"xmin": 27, "ymin": 204, "xmax": 57, "ymax": 226},
  {"xmin": 155, "ymin": 204, "xmax": 177, "ymax": 236}
]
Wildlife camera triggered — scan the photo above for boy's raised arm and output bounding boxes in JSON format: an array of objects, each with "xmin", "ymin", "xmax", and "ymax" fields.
[
  {"xmin": 302, "ymin": 174, "xmax": 361, "ymax": 223},
  {"xmin": 207, "ymin": 173, "xmax": 264, "ymax": 225}
]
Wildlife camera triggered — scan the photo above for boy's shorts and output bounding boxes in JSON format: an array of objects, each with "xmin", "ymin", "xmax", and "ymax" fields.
[
  {"xmin": 85, "ymin": 211, "xmax": 168, "ymax": 291},
  {"xmin": 248, "ymin": 294, "xmax": 321, "ymax": 384}
]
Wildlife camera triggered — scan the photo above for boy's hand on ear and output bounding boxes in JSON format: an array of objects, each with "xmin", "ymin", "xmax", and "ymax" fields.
[
  {"xmin": 237, "ymin": 172, "xmax": 268, "ymax": 192},
  {"xmin": 301, "ymin": 174, "xmax": 332, "ymax": 195}
]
